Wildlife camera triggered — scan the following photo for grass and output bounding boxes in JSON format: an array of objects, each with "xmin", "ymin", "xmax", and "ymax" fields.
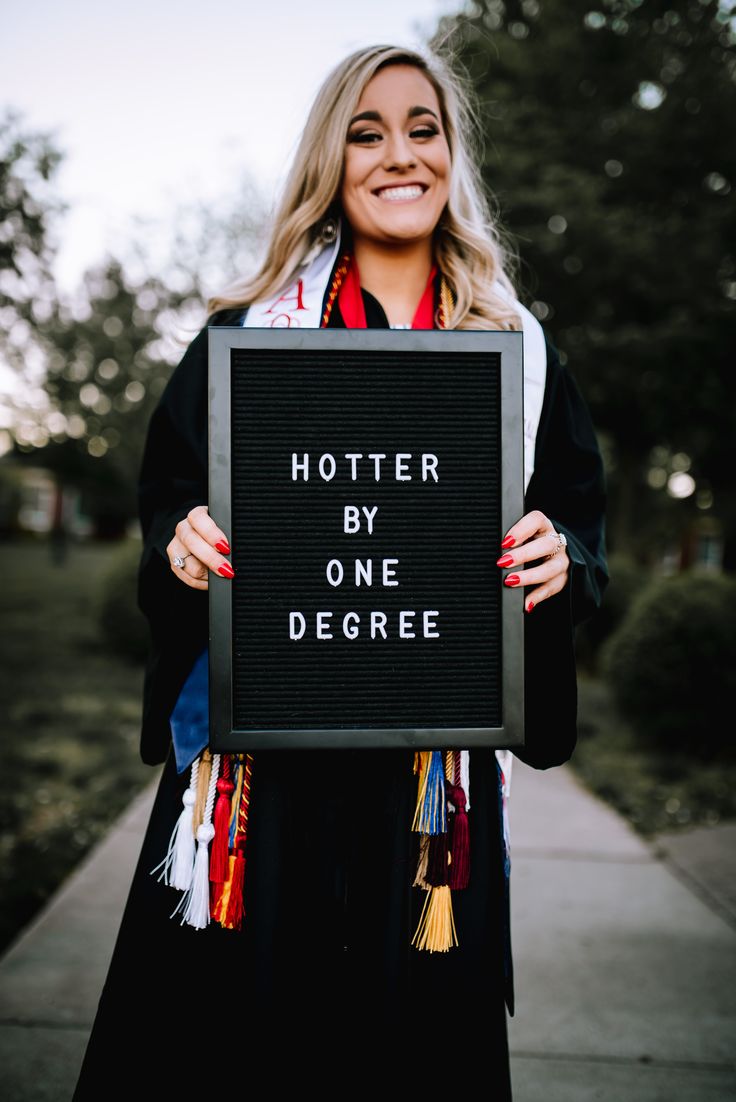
[
  {"xmin": 573, "ymin": 672, "xmax": 736, "ymax": 837},
  {"xmin": 0, "ymin": 537, "xmax": 151, "ymax": 955}
]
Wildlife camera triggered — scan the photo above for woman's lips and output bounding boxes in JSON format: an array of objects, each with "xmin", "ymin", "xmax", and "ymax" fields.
[{"xmin": 373, "ymin": 184, "xmax": 427, "ymax": 201}]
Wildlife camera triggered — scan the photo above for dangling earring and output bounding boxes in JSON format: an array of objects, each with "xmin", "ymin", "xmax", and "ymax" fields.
[
  {"xmin": 301, "ymin": 214, "xmax": 340, "ymax": 268},
  {"xmin": 320, "ymin": 216, "xmax": 338, "ymax": 245}
]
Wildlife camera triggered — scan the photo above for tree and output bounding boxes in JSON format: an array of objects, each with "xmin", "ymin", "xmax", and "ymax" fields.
[
  {"xmin": 433, "ymin": 0, "xmax": 736, "ymax": 563},
  {"xmin": 30, "ymin": 176, "xmax": 266, "ymax": 537},
  {"xmin": 30, "ymin": 259, "xmax": 192, "ymax": 536},
  {"xmin": 0, "ymin": 111, "xmax": 64, "ymax": 451}
]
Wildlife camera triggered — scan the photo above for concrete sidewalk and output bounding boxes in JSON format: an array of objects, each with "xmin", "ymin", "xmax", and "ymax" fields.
[{"xmin": 0, "ymin": 760, "xmax": 734, "ymax": 1101}]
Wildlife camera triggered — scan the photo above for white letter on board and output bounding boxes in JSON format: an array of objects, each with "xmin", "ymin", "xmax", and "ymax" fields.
[
  {"xmin": 326, "ymin": 559, "xmax": 343, "ymax": 587},
  {"xmin": 343, "ymin": 612, "xmax": 360, "ymax": 640},
  {"xmin": 422, "ymin": 454, "xmax": 439, "ymax": 482},
  {"xmin": 345, "ymin": 453, "xmax": 363, "ymax": 480},
  {"xmin": 368, "ymin": 453, "xmax": 386, "ymax": 480},
  {"xmin": 344, "ymin": 507, "xmax": 360, "ymax": 534},
  {"xmin": 289, "ymin": 612, "xmax": 306, "ymax": 639},
  {"xmin": 382, "ymin": 559, "xmax": 399, "ymax": 586},
  {"xmin": 316, "ymin": 612, "xmax": 333, "ymax": 639},
  {"xmin": 370, "ymin": 611, "xmax": 388, "ymax": 639},
  {"xmin": 292, "ymin": 453, "xmax": 309, "ymax": 481},
  {"xmin": 423, "ymin": 611, "xmax": 440, "ymax": 637},
  {"xmin": 318, "ymin": 454, "xmax": 336, "ymax": 481},
  {"xmin": 399, "ymin": 611, "xmax": 416, "ymax": 638}
]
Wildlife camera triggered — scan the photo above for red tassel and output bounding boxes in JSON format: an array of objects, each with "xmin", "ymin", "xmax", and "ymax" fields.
[
  {"xmin": 427, "ymin": 831, "xmax": 450, "ymax": 886},
  {"xmin": 447, "ymin": 783, "xmax": 470, "ymax": 890},
  {"xmin": 223, "ymin": 845, "xmax": 246, "ymax": 930},
  {"xmin": 210, "ymin": 760, "xmax": 234, "ymax": 885},
  {"xmin": 212, "ymin": 853, "xmax": 234, "ymax": 922}
]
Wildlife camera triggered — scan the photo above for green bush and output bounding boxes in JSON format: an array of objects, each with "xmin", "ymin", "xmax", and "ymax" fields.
[
  {"xmin": 96, "ymin": 538, "xmax": 148, "ymax": 662},
  {"xmin": 600, "ymin": 570, "xmax": 736, "ymax": 758},
  {"xmin": 576, "ymin": 552, "xmax": 649, "ymax": 673}
]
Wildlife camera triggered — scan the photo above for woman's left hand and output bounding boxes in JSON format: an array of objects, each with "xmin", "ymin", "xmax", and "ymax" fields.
[{"xmin": 496, "ymin": 509, "xmax": 570, "ymax": 613}]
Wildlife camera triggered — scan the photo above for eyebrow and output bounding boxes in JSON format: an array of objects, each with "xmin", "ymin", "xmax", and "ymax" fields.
[{"xmin": 348, "ymin": 105, "xmax": 440, "ymax": 126}]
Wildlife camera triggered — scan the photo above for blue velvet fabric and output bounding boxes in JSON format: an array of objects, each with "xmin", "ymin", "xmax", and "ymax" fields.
[{"xmin": 169, "ymin": 646, "xmax": 209, "ymax": 774}]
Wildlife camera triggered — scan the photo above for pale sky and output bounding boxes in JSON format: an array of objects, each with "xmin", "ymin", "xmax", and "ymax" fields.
[{"xmin": 2, "ymin": 0, "xmax": 456, "ymax": 295}]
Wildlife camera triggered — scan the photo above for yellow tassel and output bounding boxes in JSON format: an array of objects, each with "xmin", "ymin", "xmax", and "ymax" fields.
[
  {"xmin": 212, "ymin": 853, "xmax": 235, "ymax": 924},
  {"xmin": 193, "ymin": 749, "xmax": 212, "ymax": 836},
  {"xmin": 229, "ymin": 755, "xmax": 244, "ymax": 833},
  {"xmin": 411, "ymin": 751, "xmax": 431, "ymax": 831},
  {"xmin": 411, "ymin": 885, "xmax": 458, "ymax": 953}
]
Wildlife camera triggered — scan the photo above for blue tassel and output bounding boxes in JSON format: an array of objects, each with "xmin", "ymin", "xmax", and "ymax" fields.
[{"xmin": 417, "ymin": 750, "xmax": 447, "ymax": 835}]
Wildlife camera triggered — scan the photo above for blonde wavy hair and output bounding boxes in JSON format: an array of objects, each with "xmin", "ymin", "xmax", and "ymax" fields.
[{"xmin": 207, "ymin": 44, "xmax": 521, "ymax": 330}]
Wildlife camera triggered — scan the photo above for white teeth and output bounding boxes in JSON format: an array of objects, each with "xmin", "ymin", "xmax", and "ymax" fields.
[{"xmin": 376, "ymin": 185, "xmax": 425, "ymax": 201}]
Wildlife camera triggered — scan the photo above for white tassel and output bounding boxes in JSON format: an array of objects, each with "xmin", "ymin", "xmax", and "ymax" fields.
[
  {"xmin": 173, "ymin": 753, "xmax": 220, "ymax": 929},
  {"xmin": 461, "ymin": 749, "xmax": 471, "ymax": 811},
  {"xmin": 151, "ymin": 756, "xmax": 200, "ymax": 889}
]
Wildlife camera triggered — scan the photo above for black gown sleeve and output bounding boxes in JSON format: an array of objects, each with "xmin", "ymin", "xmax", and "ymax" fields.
[
  {"xmin": 136, "ymin": 309, "xmax": 242, "ymax": 765},
  {"xmin": 513, "ymin": 334, "xmax": 609, "ymax": 770}
]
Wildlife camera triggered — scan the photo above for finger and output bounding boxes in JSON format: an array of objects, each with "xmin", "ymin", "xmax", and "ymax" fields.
[
  {"xmin": 176, "ymin": 519, "xmax": 235, "ymax": 579},
  {"xmin": 167, "ymin": 537, "xmax": 210, "ymax": 591},
  {"xmin": 523, "ymin": 572, "xmax": 568, "ymax": 613},
  {"xmin": 500, "ymin": 509, "xmax": 550, "ymax": 551},
  {"xmin": 179, "ymin": 566, "xmax": 209, "ymax": 591},
  {"xmin": 500, "ymin": 552, "xmax": 570, "ymax": 591},
  {"xmin": 496, "ymin": 528, "xmax": 561, "ymax": 569},
  {"xmin": 187, "ymin": 505, "xmax": 231, "ymax": 555}
]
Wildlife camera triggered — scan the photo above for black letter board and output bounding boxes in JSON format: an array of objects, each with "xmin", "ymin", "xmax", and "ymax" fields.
[{"xmin": 208, "ymin": 328, "xmax": 524, "ymax": 751}]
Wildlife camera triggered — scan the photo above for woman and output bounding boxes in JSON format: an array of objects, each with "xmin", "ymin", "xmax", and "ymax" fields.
[{"xmin": 74, "ymin": 45, "xmax": 607, "ymax": 1097}]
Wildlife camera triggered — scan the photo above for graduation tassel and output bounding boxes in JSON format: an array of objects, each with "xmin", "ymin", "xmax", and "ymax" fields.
[
  {"xmin": 412, "ymin": 750, "xmax": 447, "ymax": 835},
  {"xmin": 427, "ymin": 830, "xmax": 450, "ymax": 885},
  {"xmin": 411, "ymin": 886, "xmax": 458, "ymax": 953},
  {"xmin": 447, "ymin": 782, "xmax": 470, "ymax": 890},
  {"xmin": 193, "ymin": 750, "xmax": 213, "ymax": 834},
  {"xmin": 173, "ymin": 751, "xmax": 220, "ymax": 929},
  {"xmin": 209, "ymin": 755, "xmax": 234, "ymax": 884},
  {"xmin": 150, "ymin": 755, "xmax": 199, "ymax": 890},
  {"xmin": 223, "ymin": 754, "xmax": 252, "ymax": 931},
  {"xmin": 212, "ymin": 754, "xmax": 253, "ymax": 930},
  {"xmin": 411, "ymin": 750, "xmax": 468, "ymax": 951},
  {"xmin": 211, "ymin": 755, "xmax": 242, "ymax": 923},
  {"xmin": 412, "ymin": 834, "xmax": 431, "ymax": 889}
]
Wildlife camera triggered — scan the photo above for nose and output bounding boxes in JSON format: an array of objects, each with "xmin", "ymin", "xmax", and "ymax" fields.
[{"xmin": 383, "ymin": 128, "xmax": 416, "ymax": 171}]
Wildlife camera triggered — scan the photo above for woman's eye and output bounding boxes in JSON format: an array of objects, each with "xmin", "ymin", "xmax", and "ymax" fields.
[
  {"xmin": 347, "ymin": 130, "xmax": 382, "ymax": 144},
  {"xmin": 410, "ymin": 126, "xmax": 439, "ymax": 139}
]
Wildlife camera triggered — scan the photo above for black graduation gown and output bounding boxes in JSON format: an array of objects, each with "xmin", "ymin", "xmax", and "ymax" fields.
[{"xmin": 73, "ymin": 290, "xmax": 607, "ymax": 1099}]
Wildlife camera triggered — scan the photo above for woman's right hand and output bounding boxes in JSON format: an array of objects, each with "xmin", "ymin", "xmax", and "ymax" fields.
[{"xmin": 166, "ymin": 505, "xmax": 234, "ymax": 590}]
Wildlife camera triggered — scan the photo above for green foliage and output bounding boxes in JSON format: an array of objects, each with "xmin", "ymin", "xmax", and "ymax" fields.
[
  {"xmin": 436, "ymin": 0, "xmax": 736, "ymax": 559},
  {"xmin": 96, "ymin": 537, "xmax": 148, "ymax": 662},
  {"xmin": 576, "ymin": 551, "xmax": 649, "ymax": 670},
  {"xmin": 600, "ymin": 569, "xmax": 736, "ymax": 756},
  {"xmin": 572, "ymin": 676, "xmax": 736, "ymax": 835},
  {"xmin": 0, "ymin": 109, "xmax": 62, "ymax": 311},
  {"xmin": 0, "ymin": 111, "xmax": 64, "ymax": 439}
]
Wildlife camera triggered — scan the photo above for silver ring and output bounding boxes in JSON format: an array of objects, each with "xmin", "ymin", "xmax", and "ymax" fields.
[
  {"xmin": 547, "ymin": 531, "xmax": 567, "ymax": 558},
  {"xmin": 172, "ymin": 554, "xmax": 190, "ymax": 568}
]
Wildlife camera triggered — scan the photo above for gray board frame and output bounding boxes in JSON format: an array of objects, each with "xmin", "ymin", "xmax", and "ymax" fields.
[{"xmin": 208, "ymin": 326, "xmax": 525, "ymax": 752}]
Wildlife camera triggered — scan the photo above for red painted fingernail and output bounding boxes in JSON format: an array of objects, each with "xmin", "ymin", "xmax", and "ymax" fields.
[
  {"xmin": 504, "ymin": 574, "xmax": 520, "ymax": 587},
  {"xmin": 215, "ymin": 540, "xmax": 231, "ymax": 555},
  {"xmin": 218, "ymin": 563, "xmax": 235, "ymax": 578},
  {"xmin": 501, "ymin": 535, "xmax": 516, "ymax": 549},
  {"xmin": 496, "ymin": 554, "xmax": 514, "ymax": 567},
  {"xmin": 527, "ymin": 601, "xmax": 535, "ymax": 612}
]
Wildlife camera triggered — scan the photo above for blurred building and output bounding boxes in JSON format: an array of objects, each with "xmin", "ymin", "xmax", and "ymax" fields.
[{"xmin": 0, "ymin": 461, "xmax": 92, "ymax": 538}]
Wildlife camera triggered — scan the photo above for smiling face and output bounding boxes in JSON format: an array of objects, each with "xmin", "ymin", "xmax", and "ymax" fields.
[{"xmin": 340, "ymin": 63, "xmax": 452, "ymax": 252}]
